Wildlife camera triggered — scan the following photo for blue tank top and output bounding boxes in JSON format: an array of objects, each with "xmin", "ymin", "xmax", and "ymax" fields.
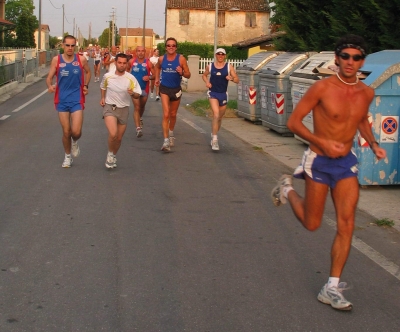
[
  {"xmin": 55, "ymin": 54, "xmax": 84, "ymax": 104},
  {"xmin": 209, "ymin": 62, "xmax": 229, "ymax": 94},
  {"xmin": 160, "ymin": 54, "xmax": 181, "ymax": 88},
  {"xmin": 130, "ymin": 58, "xmax": 150, "ymax": 92}
]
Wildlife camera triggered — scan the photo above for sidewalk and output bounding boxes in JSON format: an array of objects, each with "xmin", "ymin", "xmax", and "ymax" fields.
[{"xmin": 181, "ymin": 91, "xmax": 400, "ymax": 232}]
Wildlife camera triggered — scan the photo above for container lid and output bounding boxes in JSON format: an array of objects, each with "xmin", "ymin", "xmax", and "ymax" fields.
[
  {"xmin": 237, "ymin": 51, "xmax": 278, "ymax": 71},
  {"xmin": 259, "ymin": 53, "xmax": 308, "ymax": 75},
  {"xmin": 290, "ymin": 52, "xmax": 336, "ymax": 80},
  {"xmin": 360, "ymin": 50, "xmax": 400, "ymax": 88}
]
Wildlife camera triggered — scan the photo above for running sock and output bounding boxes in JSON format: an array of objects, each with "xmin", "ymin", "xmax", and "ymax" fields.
[
  {"xmin": 327, "ymin": 277, "xmax": 340, "ymax": 288},
  {"xmin": 164, "ymin": 138, "xmax": 170, "ymax": 143},
  {"xmin": 136, "ymin": 127, "xmax": 141, "ymax": 131},
  {"xmin": 65, "ymin": 153, "xmax": 71, "ymax": 158},
  {"xmin": 282, "ymin": 186, "xmax": 294, "ymax": 199},
  {"xmin": 212, "ymin": 135, "xmax": 218, "ymax": 141},
  {"xmin": 169, "ymin": 130, "xmax": 174, "ymax": 137}
]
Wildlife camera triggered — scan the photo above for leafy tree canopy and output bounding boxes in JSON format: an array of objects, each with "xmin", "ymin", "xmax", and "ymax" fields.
[{"xmin": 271, "ymin": 0, "xmax": 400, "ymax": 53}]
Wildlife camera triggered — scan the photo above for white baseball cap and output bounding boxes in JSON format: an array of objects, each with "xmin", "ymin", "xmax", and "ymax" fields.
[{"xmin": 215, "ymin": 48, "xmax": 226, "ymax": 54}]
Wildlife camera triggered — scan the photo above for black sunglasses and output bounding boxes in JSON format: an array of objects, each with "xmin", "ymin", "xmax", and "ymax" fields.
[
  {"xmin": 166, "ymin": 44, "xmax": 176, "ymax": 48},
  {"xmin": 64, "ymin": 44, "xmax": 75, "ymax": 47},
  {"xmin": 338, "ymin": 52, "xmax": 364, "ymax": 61},
  {"xmin": 216, "ymin": 53, "xmax": 225, "ymax": 55}
]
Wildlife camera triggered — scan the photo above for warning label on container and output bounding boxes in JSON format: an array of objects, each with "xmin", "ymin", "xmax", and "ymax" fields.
[{"xmin": 381, "ymin": 116, "xmax": 398, "ymax": 143}]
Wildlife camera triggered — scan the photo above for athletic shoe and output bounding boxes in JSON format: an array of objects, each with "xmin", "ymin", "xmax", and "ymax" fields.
[
  {"xmin": 140, "ymin": 118, "xmax": 143, "ymax": 128},
  {"xmin": 161, "ymin": 140, "xmax": 170, "ymax": 152},
  {"xmin": 62, "ymin": 155, "xmax": 73, "ymax": 168},
  {"xmin": 105, "ymin": 153, "xmax": 116, "ymax": 169},
  {"xmin": 271, "ymin": 174, "xmax": 292, "ymax": 206},
  {"xmin": 71, "ymin": 139, "xmax": 80, "ymax": 157},
  {"xmin": 211, "ymin": 139, "xmax": 219, "ymax": 151},
  {"xmin": 317, "ymin": 283, "xmax": 353, "ymax": 311},
  {"xmin": 136, "ymin": 128, "xmax": 143, "ymax": 138},
  {"xmin": 169, "ymin": 136, "xmax": 175, "ymax": 147},
  {"xmin": 155, "ymin": 95, "xmax": 160, "ymax": 101},
  {"xmin": 150, "ymin": 92, "xmax": 154, "ymax": 99}
]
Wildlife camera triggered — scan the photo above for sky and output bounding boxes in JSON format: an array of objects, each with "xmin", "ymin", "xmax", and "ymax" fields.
[{"xmin": 33, "ymin": 0, "xmax": 167, "ymax": 39}]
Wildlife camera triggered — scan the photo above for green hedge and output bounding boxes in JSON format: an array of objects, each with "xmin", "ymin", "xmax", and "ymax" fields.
[{"xmin": 157, "ymin": 42, "xmax": 247, "ymax": 59}]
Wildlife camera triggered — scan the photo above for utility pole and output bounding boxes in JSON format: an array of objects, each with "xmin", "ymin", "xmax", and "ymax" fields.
[
  {"xmin": 111, "ymin": 8, "xmax": 116, "ymax": 47},
  {"xmin": 142, "ymin": 0, "xmax": 146, "ymax": 48},
  {"xmin": 73, "ymin": 17, "xmax": 75, "ymax": 37},
  {"xmin": 89, "ymin": 22, "xmax": 92, "ymax": 42},
  {"xmin": 62, "ymin": 4, "xmax": 65, "ymax": 38},
  {"xmin": 125, "ymin": 0, "xmax": 128, "ymax": 51},
  {"xmin": 38, "ymin": 0, "xmax": 42, "ymax": 50}
]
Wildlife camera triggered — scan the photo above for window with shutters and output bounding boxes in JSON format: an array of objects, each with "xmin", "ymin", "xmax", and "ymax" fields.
[
  {"xmin": 245, "ymin": 12, "xmax": 257, "ymax": 27},
  {"xmin": 179, "ymin": 10, "xmax": 190, "ymax": 25},
  {"xmin": 218, "ymin": 11, "xmax": 225, "ymax": 27}
]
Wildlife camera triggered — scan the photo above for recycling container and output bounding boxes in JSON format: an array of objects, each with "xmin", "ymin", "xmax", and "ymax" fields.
[
  {"xmin": 289, "ymin": 52, "xmax": 336, "ymax": 143},
  {"xmin": 236, "ymin": 52, "xmax": 278, "ymax": 122},
  {"xmin": 354, "ymin": 50, "xmax": 400, "ymax": 185},
  {"xmin": 258, "ymin": 53, "xmax": 308, "ymax": 135}
]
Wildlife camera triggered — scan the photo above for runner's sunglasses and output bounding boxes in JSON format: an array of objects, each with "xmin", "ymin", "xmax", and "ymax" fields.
[{"xmin": 338, "ymin": 53, "xmax": 364, "ymax": 61}]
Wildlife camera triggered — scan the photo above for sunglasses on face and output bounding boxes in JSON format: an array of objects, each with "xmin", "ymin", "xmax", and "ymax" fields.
[
  {"xmin": 64, "ymin": 44, "xmax": 75, "ymax": 48},
  {"xmin": 166, "ymin": 44, "xmax": 176, "ymax": 48},
  {"xmin": 216, "ymin": 53, "xmax": 225, "ymax": 55},
  {"xmin": 338, "ymin": 52, "xmax": 364, "ymax": 61}
]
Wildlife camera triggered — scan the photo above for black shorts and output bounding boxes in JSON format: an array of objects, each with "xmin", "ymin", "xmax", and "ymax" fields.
[{"xmin": 159, "ymin": 85, "xmax": 182, "ymax": 101}]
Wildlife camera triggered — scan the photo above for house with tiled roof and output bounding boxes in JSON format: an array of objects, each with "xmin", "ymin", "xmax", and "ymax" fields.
[
  {"xmin": 118, "ymin": 27, "xmax": 155, "ymax": 52},
  {"xmin": 34, "ymin": 24, "xmax": 50, "ymax": 50},
  {"xmin": 166, "ymin": 0, "xmax": 271, "ymax": 46}
]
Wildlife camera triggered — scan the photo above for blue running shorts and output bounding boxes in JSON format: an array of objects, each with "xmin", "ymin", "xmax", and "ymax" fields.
[
  {"xmin": 293, "ymin": 148, "xmax": 358, "ymax": 188},
  {"xmin": 56, "ymin": 102, "xmax": 84, "ymax": 113},
  {"xmin": 207, "ymin": 91, "xmax": 228, "ymax": 106}
]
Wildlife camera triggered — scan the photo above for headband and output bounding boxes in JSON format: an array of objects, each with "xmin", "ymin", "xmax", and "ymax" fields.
[{"xmin": 335, "ymin": 44, "xmax": 366, "ymax": 57}]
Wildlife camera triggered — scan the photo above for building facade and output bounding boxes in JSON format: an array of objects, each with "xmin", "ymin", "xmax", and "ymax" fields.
[{"xmin": 166, "ymin": 0, "xmax": 270, "ymax": 46}]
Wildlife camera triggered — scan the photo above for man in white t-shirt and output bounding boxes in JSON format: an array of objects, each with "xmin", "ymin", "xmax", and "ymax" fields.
[{"xmin": 100, "ymin": 53, "xmax": 142, "ymax": 169}]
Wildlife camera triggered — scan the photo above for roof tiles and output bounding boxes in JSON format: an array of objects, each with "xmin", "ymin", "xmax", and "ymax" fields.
[{"xmin": 167, "ymin": 0, "xmax": 270, "ymax": 12}]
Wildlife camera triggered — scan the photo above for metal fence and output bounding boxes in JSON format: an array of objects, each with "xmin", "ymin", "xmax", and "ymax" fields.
[{"xmin": 0, "ymin": 49, "xmax": 58, "ymax": 86}]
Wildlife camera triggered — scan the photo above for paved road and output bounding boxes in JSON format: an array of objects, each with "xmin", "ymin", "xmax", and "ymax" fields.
[{"xmin": 0, "ymin": 76, "xmax": 399, "ymax": 331}]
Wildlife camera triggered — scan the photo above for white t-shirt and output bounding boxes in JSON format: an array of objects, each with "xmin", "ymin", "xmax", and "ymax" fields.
[
  {"xmin": 100, "ymin": 72, "xmax": 142, "ymax": 108},
  {"xmin": 149, "ymin": 56, "xmax": 159, "ymax": 66}
]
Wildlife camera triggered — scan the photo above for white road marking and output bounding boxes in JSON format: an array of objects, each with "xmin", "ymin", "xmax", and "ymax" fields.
[
  {"xmin": 179, "ymin": 115, "xmax": 207, "ymax": 134},
  {"xmin": 0, "ymin": 115, "xmax": 11, "ymax": 120},
  {"xmin": 12, "ymin": 89, "xmax": 48, "ymax": 113},
  {"xmin": 325, "ymin": 217, "xmax": 400, "ymax": 281}
]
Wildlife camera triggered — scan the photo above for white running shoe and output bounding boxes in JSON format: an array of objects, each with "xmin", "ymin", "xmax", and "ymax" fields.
[
  {"xmin": 71, "ymin": 139, "xmax": 80, "ymax": 157},
  {"xmin": 105, "ymin": 153, "xmax": 116, "ymax": 169},
  {"xmin": 211, "ymin": 139, "xmax": 219, "ymax": 151},
  {"xmin": 317, "ymin": 283, "xmax": 353, "ymax": 311},
  {"xmin": 150, "ymin": 92, "xmax": 154, "ymax": 99},
  {"xmin": 155, "ymin": 95, "xmax": 160, "ymax": 101},
  {"xmin": 62, "ymin": 155, "xmax": 73, "ymax": 168},
  {"xmin": 169, "ymin": 136, "xmax": 175, "ymax": 147},
  {"xmin": 161, "ymin": 140, "xmax": 170, "ymax": 152},
  {"xmin": 136, "ymin": 128, "xmax": 143, "ymax": 138},
  {"xmin": 271, "ymin": 174, "xmax": 292, "ymax": 206}
]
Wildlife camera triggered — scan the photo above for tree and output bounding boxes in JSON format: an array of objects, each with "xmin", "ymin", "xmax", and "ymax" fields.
[
  {"xmin": 49, "ymin": 35, "xmax": 61, "ymax": 49},
  {"xmin": 271, "ymin": 0, "xmax": 400, "ymax": 52},
  {"xmin": 5, "ymin": 0, "xmax": 38, "ymax": 47}
]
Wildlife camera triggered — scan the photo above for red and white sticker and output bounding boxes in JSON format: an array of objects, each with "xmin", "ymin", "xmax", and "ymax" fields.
[
  {"xmin": 275, "ymin": 93, "xmax": 284, "ymax": 114},
  {"xmin": 358, "ymin": 115, "xmax": 373, "ymax": 147},
  {"xmin": 381, "ymin": 116, "xmax": 398, "ymax": 143}
]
